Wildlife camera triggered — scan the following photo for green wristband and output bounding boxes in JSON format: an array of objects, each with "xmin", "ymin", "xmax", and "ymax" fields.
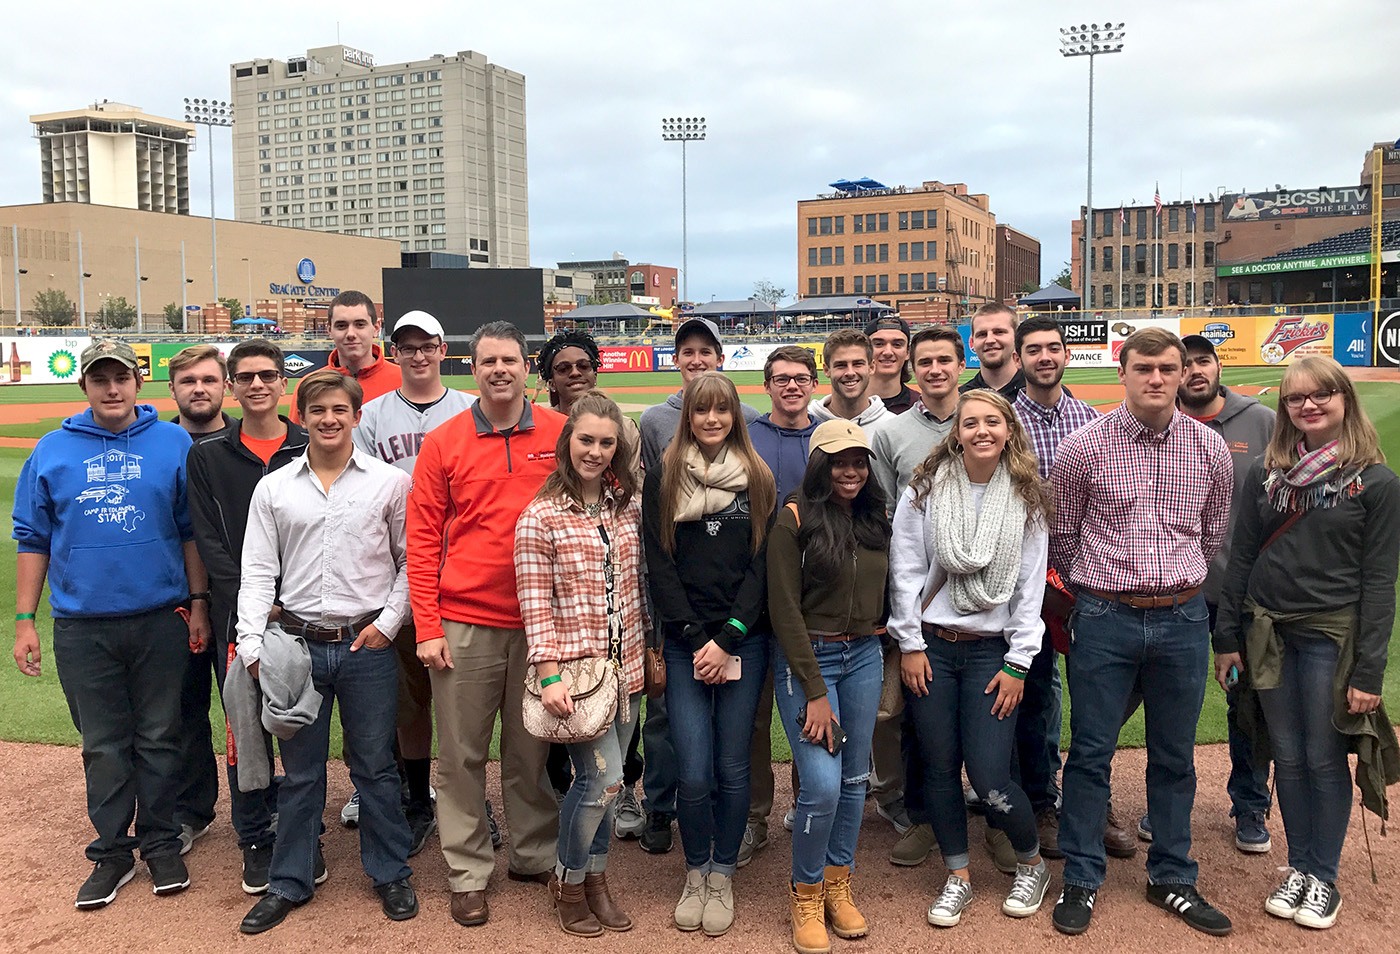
[
  {"xmin": 1001, "ymin": 664, "xmax": 1027, "ymax": 680},
  {"xmin": 539, "ymin": 674, "xmax": 563, "ymax": 688},
  {"xmin": 15, "ymin": 613, "xmax": 36, "ymax": 622},
  {"xmin": 726, "ymin": 618, "xmax": 748, "ymax": 636}
]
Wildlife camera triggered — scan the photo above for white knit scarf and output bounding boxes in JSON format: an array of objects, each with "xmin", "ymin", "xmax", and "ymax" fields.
[{"xmin": 931, "ymin": 460, "xmax": 1026, "ymax": 614}]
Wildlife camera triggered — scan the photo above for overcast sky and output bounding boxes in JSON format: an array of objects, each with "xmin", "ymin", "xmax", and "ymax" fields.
[{"xmin": 3, "ymin": 0, "xmax": 1398, "ymax": 302}]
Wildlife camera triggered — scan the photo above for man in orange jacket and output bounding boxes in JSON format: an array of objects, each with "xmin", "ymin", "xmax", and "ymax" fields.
[
  {"xmin": 408, "ymin": 321, "xmax": 566, "ymax": 929},
  {"xmin": 289, "ymin": 290, "xmax": 401, "ymax": 424}
]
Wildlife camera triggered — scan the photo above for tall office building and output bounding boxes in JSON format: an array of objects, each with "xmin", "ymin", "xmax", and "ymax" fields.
[
  {"xmin": 31, "ymin": 102, "xmax": 193, "ymax": 214},
  {"xmin": 229, "ymin": 44, "xmax": 528, "ymax": 266}
]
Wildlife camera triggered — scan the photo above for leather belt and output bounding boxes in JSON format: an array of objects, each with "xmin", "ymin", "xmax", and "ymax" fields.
[
  {"xmin": 809, "ymin": 632, "xmax": 874, "ymax": 644},
  {"xmin": 922, "ymin": 622, "xmax": 1000, "ymax": 643},
  {"xmin": 280, "ymin": 610, "xmax": 381, "ymax": 643},
  {"xmin": 1086, "ymin": 587, "xmax": 1201, "ymax": 610}
]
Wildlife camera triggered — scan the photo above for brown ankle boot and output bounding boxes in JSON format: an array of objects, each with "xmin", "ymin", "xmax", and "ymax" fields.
[
  {"xmin": 582, "ymin": 871, "xmax": 632, "ymax": 932},
  {"xmin": 790, "ymin": 881, "xmax": 830, "ymax": 954},
  {"xmin": 822, "ymin": 865, "xmax": 868, "ymax": 939},
  {"xmin": 550, "ymin": 874, "xmax": 602, "ymax": 937}
]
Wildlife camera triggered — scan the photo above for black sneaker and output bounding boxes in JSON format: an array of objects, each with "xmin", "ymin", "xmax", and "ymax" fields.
[
  {"xmin": 1052, "ymin": 885, "xmax": 1097, "ymax": 935},
  {"xmin": 639, "ymin": 810, "xmax": 674, "ymax": 854},
  {"xmin": 1146, "ymin": 882, "xmax": 1232, "ymax": 936},
  {"xmin": 485, "ymin": 798, "xmax": 502, "ymax": 850},
  {"xmin": 406, "ymin": 801, "xmax": 437, "ymax": 858},
  {"xmin": 76, "ymin": 858, "xmax": 136, "ymax": 909},
  {"xmin": 314, "ymin": 843, "xmax": 328, "ymax": 886},
  {"xmin": 148, "ymin": 854, "xmax": 191, "ymax": 896},
  {"xmin": 241, "ymin": 843, "xmax": 273, "ymax": 895},
  {"xmin": 1294, "ymin": 876, "xmax": 1341, "ymax": 930}
]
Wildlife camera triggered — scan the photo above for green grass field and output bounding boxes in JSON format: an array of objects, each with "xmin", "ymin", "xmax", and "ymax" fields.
[{"xmin": 2, "ymin": 367, "xmax": 1397, "ymax": 760}]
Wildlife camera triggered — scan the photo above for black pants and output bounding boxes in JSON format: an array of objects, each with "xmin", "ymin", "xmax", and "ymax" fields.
[
  {"xmin": 53, "ymin": 606, "xmax": 188, "ymax": 862},
  {"xmin": 212, "ymin": 604, "xmax": 278, "ymax": 848},
  {"xmin": 175, "ymin": 644, "xmax": 219, "ymax": 831}
]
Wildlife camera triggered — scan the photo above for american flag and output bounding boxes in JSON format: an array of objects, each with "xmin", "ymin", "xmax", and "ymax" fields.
[
  {"xmin": 1154, "ymin": 183, "xmax": 1163, "ymax": 217},
  {"xmin": 1119, "ymin": 205, "xmax": 1126, "ymax": 226}
]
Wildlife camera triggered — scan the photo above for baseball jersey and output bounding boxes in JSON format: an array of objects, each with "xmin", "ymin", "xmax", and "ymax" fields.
[{"xmin": 354, "ymin": 388, "xmax": 477, "ymax": 475}]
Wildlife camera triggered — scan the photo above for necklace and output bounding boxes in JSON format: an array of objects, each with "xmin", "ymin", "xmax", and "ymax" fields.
[{"xmin": 584, "ymin": 500, "xmax": 602, "ymax": 518}]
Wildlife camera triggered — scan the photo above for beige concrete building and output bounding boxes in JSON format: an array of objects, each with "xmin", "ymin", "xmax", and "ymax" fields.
[
  {"xmin": 796, "ymin": 180, "xmax": 997, "ymax": 323},
  {"xmin": 0, "ymin": 202, "xmax": 399, "ymax": 333},
  {"xmin": 229, "ymin": 45, "xmax": 528, "ymax": 266},
  {"xmin": 31, "ymin": 102, "xmax": 194, "ymax": 214}
]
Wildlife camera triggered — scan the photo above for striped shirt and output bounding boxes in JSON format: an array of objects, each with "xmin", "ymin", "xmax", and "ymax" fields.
[
  {"xmin": 1049, "ymin": 405, "xmax": 1233, "ymax": 594},
  {"xmin": 514, "ymin": 490, "xmax": 649, "ymax": 695},
  {"xmin": 1013, "ymin": 390, "xmax": 1101, "ymax": 480}
]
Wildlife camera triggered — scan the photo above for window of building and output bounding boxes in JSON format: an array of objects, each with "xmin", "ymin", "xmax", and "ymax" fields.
[
  {"xmin": 819, "ymin": 247, "xmax": 833, "ymax": 266},
  {"xmin": 1185, "ymin": 243, "xmax": 1194, "ymax": 268},
  {"xmin": 834, "ymin": 277, "xmax": 845, "ymax": 294},
  {"xmin": 808, "ymin": 248, "xmax": 818, "ymax": 267},
  {"xmin": 1167, "ymin": 244, "xmax": 1179, "ymax": 269},
  {"xmin": 807, "ymin": 217, "xmax": 818, "ymax": 237},
  {"xmin": 1102, "ymin": 246, "xmax": 1113, "ymax": 270},
  {"xmin": 853, "ymin": 276, "xmax": 864, "ymax": 293},
  {"xmin": 834, "ymin": 247, "xmax": 844, "ymax": 265},
  {"xmin": 820, "ymin": 277, "xmax": 833, "ymax": 295},
  {"xmin": 878, "ymin": 213, "xmax": 889, "ymax": 231},
  {"xmin": 1136, "ymin": 210, "xmax": 1147, "ymax": 240},
  {"xmin": 1203, "ymin": 206, "xmax": 1216, "ymax": 231},
  {"xmin": 853, "ymin": 216, "xmax": 864, "ymax": 234},
  {"xmin": 928, "ymin": 241, "xmax": 936, "ymax": 260},
  {"xmin": 878, "ymin": 244, "xmax": 889, "ymax": 263},
  {"xmin": 808, "ymin": 278, "xmax": 818, "ymax": 296},
  {"xmin": 898, "ymin": 273, "xmax": 909, "ymax": 292},
  {"xmin": 910, "ymin": 242, "xmax": 924, "ymax": 262},
  {"xmin": 853, "ymin": 246, "xmax": 864, "ymax": 265},
  {"xmin": 867, "ymin": 274, "xmax": 877, "ymax": 291},
  {"xmin": 1134, "ymin": 284, "xmax": 1146, "ymax": 307},
  {"xmin": 819, "ymin": 217, "xmax": 832, "ymax": 235},
  {"xmin": 1168, "ymin": 207, "xmax": 1179, "ymax": 232},
  {"xmin": 878, "ymin": 274, "xmax": 889, "ymax": 293},
  {"xmin": 898, "ymin": 212, "xmax": 909, "ymax": 230},
  {"xmin": 1135, "ymin": 244, "xmax": 1147, "ymax": 275},
  {"xmin": 911, "ymin": 210, "xmax": 924, "ymax": 230},
  {"xmin": 911, "ymin": 273, "xmax": 924, "ymax": 291},
  {"xmin": 898, "ymin": 243, "xmax": 908, "ymax": 262},
  {"xmin": 1203, "ymin": 241, "xmax": 1216, "ymax": 265},
  {"xmin": 1102, "ymin": 284, "xmax": 1114, "ymax": 307},
  {"xmin": 1102, "ymin": 210, "xmax": 1114, "ymax": 236},
  {"xmin": 1168, "ymin": 283, "xmax": 1179, "ymax": 306},
  {"xmin": 833, "ymin": 216, "xmax": 844, "ymax": 235}
]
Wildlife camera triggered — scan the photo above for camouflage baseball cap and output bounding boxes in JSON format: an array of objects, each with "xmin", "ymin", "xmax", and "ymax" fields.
[{"xmin": 79, "ymin": 339, "xmax": 141, "ymax": 375}]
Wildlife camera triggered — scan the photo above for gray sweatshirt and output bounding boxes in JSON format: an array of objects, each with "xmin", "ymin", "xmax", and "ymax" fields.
[
  {"xmin": 1189, "ymin": 386, "xmax": 1275, "ymax": 604},
  {"xmin": 223, "ymin": 623, "xmax": 323, "ymax": 792},
  {"xmin": 639, "ymin": 389, "xmax": 761, "ymax": 472},
  {"xmin": 807, "ymin": 393, "xmax": 892, "ymax": 432},
  {"xmin": 871, "ymin": 406, "xmax": 954, "ymax": 504}
]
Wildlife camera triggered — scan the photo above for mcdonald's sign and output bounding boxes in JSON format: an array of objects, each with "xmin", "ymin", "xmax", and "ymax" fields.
[{"xmin": 598, "ymin": 346, "xmax": 654, "ymax": 373}]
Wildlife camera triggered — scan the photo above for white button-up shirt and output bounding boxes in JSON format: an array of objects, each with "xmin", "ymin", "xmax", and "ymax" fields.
[{"xmin": 236, "ymin": 448, "xmax": 411, "ymax": 666}]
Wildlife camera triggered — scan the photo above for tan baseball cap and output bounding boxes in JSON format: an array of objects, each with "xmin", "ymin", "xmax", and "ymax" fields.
[
  {"xmin": 809, "ymin": 418, "xmax": 873, "ymax": 458},
  {"xmin": 79, "ymin": 339, "xmax": 141, "ymax": 375}
]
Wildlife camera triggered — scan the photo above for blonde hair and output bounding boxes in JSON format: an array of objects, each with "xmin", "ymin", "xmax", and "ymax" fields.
[
  {"xmin": 909, "ymin": 390, "xmax": 1053, "ymax": 521},
  {"xmin": 1265, "ymin": 356, "xmax": 1384, "ymax": 471},
  {"xmin": 658, "ymin": 371, "xmax": 776, "ymax": 554}
]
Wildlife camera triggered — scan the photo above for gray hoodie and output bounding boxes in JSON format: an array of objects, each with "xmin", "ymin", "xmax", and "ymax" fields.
[
  {"xmin": 1188, "ymin": 386, "xmax": 1275, "ymax": 604},
  {"xmin": 807, "ymin": 393, "xmax": 892, "ymax": 433},
  {"xmin": 223, "ymin": 622, "xmax": 323, "ymax": 792},
  {"xmin": 639, "ymin": 389, "xmax": 761, "ymax": 472}
]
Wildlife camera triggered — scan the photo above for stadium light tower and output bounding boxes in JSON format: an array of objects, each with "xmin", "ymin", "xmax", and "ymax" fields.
[
  {"xmin": 183, "ymin": 97, "xmax": 234, "ymax": 304},
  {"xmin": 1061, "ymin": 22, "xmax": 1126, "ymax": 313},
  {"xmin": 661, "ymin": 117, "xmax": 706, "ymax": 302}
]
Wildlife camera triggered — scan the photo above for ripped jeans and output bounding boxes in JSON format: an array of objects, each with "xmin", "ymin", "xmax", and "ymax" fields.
[
  {"xmin": 774, "ymin": 635, "xmax": 882, "ymax": 885},
  {"xmin": 555, "ymin": 693, "xmax": 642, "ymax": 883},
  {"xmin": 907, "ymin": 635, "xmax": 1039, "ymax": 872}
]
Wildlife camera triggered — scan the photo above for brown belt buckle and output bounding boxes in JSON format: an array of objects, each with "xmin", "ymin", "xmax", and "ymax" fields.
[{"xmin": 935, "ymin": 626, "xmax": 959, "ymax": 643}]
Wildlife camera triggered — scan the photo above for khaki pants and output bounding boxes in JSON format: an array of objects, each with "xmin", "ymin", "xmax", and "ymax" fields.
[
  {"xmin": 869, "ymin": 713, "xmax": 906, "ymax": 807},
  {"xmin": 430, "ymin": 621, "xmax": 558, "ymax": 892}
]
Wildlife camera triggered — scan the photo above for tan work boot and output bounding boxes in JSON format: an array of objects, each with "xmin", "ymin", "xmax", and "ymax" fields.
[
  {"xmin": 702, "ymin": 871, "xmax": 734, "ymax": 936},
  {"xmin": 674, "ymin": 869, "xmax": 708, "ymax": 931},
  {"xmin": 790, "ymin": 881, "xmax": 830, "ymax": 954},
  {"xmin": 822, "ymin": 865, "xmax": 868, "ymax": 939},
  {"xmin": 583, "ymin": 871, "xmax": 632, "ymax": 932},
  {"xmin": 550, "ymin": 875, "xmax": 602, "ymax": 937},
  {"xmin": 890, "ymin": 823, "xmax": 936, "ymax": 866}
]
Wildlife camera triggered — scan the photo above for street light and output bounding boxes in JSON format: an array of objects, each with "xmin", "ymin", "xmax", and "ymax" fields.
[
  {"xmin": 661, "ymin": 117, "xmax": 706, "ymax": 302},
  {"xmin": 183, "ymin": 97, "xmax": 234, "ymax": 306},
  {"xmin": 1060, "ymin": 22, "xmax": 1126, "ymax": 313},
  {"xmin": 242, "ymin": 257, "xmax": 253, "ymax": 316}
]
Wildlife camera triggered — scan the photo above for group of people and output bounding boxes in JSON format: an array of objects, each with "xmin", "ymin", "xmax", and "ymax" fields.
[{"xmin": 10, "ymin": 292, "xmax": 1398, "ymax": 948}]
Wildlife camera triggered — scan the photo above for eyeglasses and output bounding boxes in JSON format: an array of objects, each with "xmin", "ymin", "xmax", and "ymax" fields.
[
  {"xmin": 395, "ymin": 342, "xmax": 442, "ymax": 357},
  {"xmin": 1281, "ymin": 389, "xmax": 1339, "ymax": 409},
  {"xmin": 769, "ymin": 374, "xmax": 815, "ymax": 387},
  {"xmin": 551, "ymin": 359, "xmax": 596, "ymax": 376},
  {"xmin": 231, "ymin": 370, "xmax": 282, "ymax": 385}
]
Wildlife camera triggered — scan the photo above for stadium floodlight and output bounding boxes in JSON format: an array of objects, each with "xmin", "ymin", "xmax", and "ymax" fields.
[
  {"xmin": 183, "ymin": 97, "xmax": 235, "ymax": 304},
  {"xmin": 661, "ymin": 117, "xmax": 707, "ymax": 302}
]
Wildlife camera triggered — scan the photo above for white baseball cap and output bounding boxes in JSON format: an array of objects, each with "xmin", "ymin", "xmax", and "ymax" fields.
[{"xmin": 391, "ymin": 310, "xmax": 445, "ymax": 342}]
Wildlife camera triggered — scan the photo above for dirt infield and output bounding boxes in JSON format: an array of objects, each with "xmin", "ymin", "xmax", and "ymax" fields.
[{"xmin": 2, "ymin": 740, "xmax": 1394, "ymax": 953}]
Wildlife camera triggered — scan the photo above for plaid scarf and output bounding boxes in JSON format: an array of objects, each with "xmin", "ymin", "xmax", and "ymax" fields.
[{"xmin": 1264, "ymin": 439, "xmax": 1364, "ymax": 513}]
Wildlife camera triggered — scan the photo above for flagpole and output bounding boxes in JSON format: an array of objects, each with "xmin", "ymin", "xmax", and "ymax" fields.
[{"xmin": 1118, "ymin": 206, "xmax": 1125, "ymax": 315}]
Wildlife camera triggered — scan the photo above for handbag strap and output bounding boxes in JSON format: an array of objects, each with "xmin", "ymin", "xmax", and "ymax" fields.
[
  {"xmin": 921, "ymin": 573, "xmax": 947, "ymax": 613},
  {"xmin": 1259, "ymin": 508, "xmax": 1304, "ymax": 553},
  {"xmin": 596, "ymin": 523, "xmax": 622, "ymax": 667}
]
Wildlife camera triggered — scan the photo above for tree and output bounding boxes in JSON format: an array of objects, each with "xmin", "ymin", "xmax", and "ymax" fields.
[
  {"xmin": 219, "ymin": 296, "xmax": 244, "ymax": 321},
  {"xmin": 1052, "ymin": 263, "xmax": 1073, "ymax": 290},
  {"xmin": 163, "ymin": 303, "xmax": 184, "ymax": 332},
  {"xmin": 32, "ymin": 288, "xmax": 76, "ymax": 328},
  {"xmin": 753, "ymin": 280, "xmax": 787, "ymax": 306},
  {"xmin": 1017, "ymin": 280, "xmax": 1040, "ymax": 295},
  {"xmin": 93, "ymin": 296, "xmax": 137, "ymax": 330}
]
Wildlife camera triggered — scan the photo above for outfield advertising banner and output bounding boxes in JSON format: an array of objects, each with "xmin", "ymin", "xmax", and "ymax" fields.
[
  {"xmin": 1332, "ymin": 313, "xmax": 1373, "ymax": 367},
  {"xmin": 1376, "ymin": 311, "xmax": 1400, "ymax": 369},
  {"xmin": 598, "ymin": 346, "xmax": 654, "ymax": 373},
  {"xmin": 1254, "ymin": 315, "xmax": 1333, "ymax": 365},
  {"xmin": 0, "ymin": 336, "xmax": 90, "ymax": 385},
  {"xmin": 956, "ymin": 325, "xmax": 980, "ymax": 369},
  {"xmin": 1059, "ymin": 318, "xmax": 1110, "ymax": 367},
  {"xmin": 1108, "ymin": 316, "xmax": 1181, "ymax": 363},
  {"xmin": 1180, "ymin": 317, "xmax": 1258, "ymax": 367}
]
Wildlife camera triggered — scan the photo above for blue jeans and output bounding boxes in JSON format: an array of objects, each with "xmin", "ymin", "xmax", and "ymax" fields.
[
  {"xmin": 52, "ymin": 606, "xmax": 188, "ymax": 862},
  {"xmin": 1256, "ymin": 630, "xmax": 1351, "ymax": 883},
  {"xmin": 270, "ymin": 639, "xmax": 411, "ymax": 902},
  {"xmin": 907, "ymin": 636, "xmax": 1040, "ymax": 871},
  {"xmin": 1061, "ymin": 592, "xmax": 1209, "ymax": 890},
  {"xmin": 556, "ymin": 694, "xmax": 642, "ymax": 882},
  {"xmin": 664, "ymin": 634, "xmax": 769, "ymax": 877},
  {"xmin": 1013, "ymin": 631, "xmax": 1063, "ymax": 812},
  {"xmin": 774, "ymin": 636, "xmax": 882, "ymax": 885},
  {"xmin": 640, "ymin": 691, "xmax": 677, "ymax": 814}
]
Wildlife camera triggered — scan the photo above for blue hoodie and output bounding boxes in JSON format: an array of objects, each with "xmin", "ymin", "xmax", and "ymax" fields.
[
  {"xmin": 13, "ymin": 404, "xmax": 194, "ymax": 618},
  {"xmin": 749, "ymin": 414, "xmax": 819, "ymax": 502}
]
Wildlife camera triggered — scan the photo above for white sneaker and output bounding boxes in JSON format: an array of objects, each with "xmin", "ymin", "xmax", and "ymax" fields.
[
  {"xmin": 1264, "ymin": 867, "xmax": 1308, "ymax": 919},
  {"xmin": 340, "ymin": 791, "xmax": 360, "ymax": 828},
  {"xmin": 178, "ymin": 823, "xmax": 210, "ymax": 856},
  {"xmin": 1002, "ymin": 860, "xmax": 1050, "ymax": 917},
  {"xmin": 927, "ymin": 874, "xmax": 973, "ymax": 927},
  {"xmin": 614, "ymin": 786, "xmax": 646, "ymax": 839},
  {"xmin": 783, "ymin": 806, "xmax": 796, "ymax": 832},
  {"xmin": 674, "ymin": 869, "xmax": 708, "ymax": 931},
  {"xmin": 1294, "ymin": 875, "xmax": 1341, "ymax": 930}
]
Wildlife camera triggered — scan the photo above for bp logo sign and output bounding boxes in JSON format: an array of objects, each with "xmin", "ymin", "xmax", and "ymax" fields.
[
  {"xmin": 296, "ymin": 258, "xmax": 316, "ymax": 284},
  {"xmin": 48, "ymin": 350, "xmax": 77, "ymax": 379},
  {"xmin": 1377, "ymin": 311, "xmax": 1400, "ymax": 368}
]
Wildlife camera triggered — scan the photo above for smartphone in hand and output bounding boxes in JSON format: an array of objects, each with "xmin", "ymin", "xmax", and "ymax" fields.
[{"xmin": 795, "ymin": 705, "xmax": 847, "ymax": 755}]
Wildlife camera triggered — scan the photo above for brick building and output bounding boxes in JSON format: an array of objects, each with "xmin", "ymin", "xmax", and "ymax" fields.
[{"xmin": 996, "ymin": 225, "xmax": 1041, "ymax": 304}]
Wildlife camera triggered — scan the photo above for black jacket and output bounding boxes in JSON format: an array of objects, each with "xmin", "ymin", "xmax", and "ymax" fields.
[{"xmin": 186, "ymin": 417, "xmax": 309, "ymax": 641}]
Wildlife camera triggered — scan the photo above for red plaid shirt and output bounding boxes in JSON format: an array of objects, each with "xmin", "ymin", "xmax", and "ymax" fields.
[
  {"xmin": 514, "ymin": 490, "xmax": 650, "ymax": 695},
  {"xmin": 1050, "ymin": 405, "xmax": 1233, "ymax": 594}
]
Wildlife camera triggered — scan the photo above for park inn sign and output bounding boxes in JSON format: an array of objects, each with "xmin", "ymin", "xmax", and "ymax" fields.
[{"xmin": 1216, "ymin": 252, "xmax": 1372, "ymax": 277}]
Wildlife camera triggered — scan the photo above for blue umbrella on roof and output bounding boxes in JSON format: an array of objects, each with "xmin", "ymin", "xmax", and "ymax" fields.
[{"xmin": 232, "ymin": 317, "xmax": 277, "ymax": 326}]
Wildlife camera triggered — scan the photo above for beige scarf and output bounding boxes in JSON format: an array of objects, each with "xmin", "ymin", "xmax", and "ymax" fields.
[{"xmin": 674, "ymin": 444, "xmax": 749, "ymax": 522}]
